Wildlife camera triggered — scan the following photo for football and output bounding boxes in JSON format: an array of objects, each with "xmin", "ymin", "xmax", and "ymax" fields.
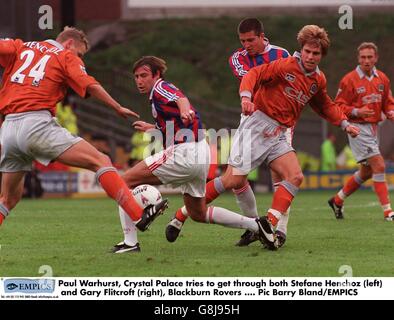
[{"xmin": 132, "ymin": 184, "xmax": 162, "ymax": 209}]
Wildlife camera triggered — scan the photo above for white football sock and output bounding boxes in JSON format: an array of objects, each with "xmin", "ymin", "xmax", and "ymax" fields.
[
  {"xmin": 233, "ymin": 183, "xmax": 258, "ymax": 218},
  {"xmin": 276, "ymin": 213, "xmax": 289, "ymax": 234},
  {"xmin": 179, "ymin": 206, "xmax": 188, "ymax": 218},
  {"xmin": 205, "ymin": 206, "xmax": 258, "ymax": 232},
  {"xmin": 273, "ymin": 182, "xmax": 291, "ymax": 234},
  {"xmin": 119, "ymin": 206, "xmax": 138, "ymax": 246}
]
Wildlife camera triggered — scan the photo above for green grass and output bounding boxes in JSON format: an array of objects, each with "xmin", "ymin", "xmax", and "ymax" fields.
[{"xmin": 0, "ymin": 190, "xmax": 393, "ymax": 277}]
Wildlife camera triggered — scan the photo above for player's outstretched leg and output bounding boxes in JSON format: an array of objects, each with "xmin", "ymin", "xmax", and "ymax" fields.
[
  {"xmin": 165, "ymin": 177, "xmax": 228, "ymax": 243},
  {"xmin": 255, "ymin": 216, "xmax": 277, "ymax": 251},
  {"xmin": 111, "ymin": 206, "xmax": 141, "ymax": 253},
  {"xmin": 188, "ymin": 199, "xmax": 277, "ymax": 250},
  {"xmin": 233, "ymin": 182, "xmax": 259, "ymax": 247},
  {"xmin": 165, "ymin": 207, "xmax": 187, "ymax": 242},
  {"xmin": 111, "ymin": 242, "xmax": 141, "ymax": 254},
  {"xmin": 328, "ymin": 197, "xmax": 344, "ymax": 219},
  {"xmin": 328, "ymin": 171, "xmax": 365, "ymax": 219},
  {"xmin": 0, "ymin": 172, "xmax": 26, "ymax": 227},
  {"xmin": 136, "ymin": 199, "xmax": 169, "ymax": 231},
  {"xmin": 273, "ymin": 181, "xmax": 290, "ymax": 248}
]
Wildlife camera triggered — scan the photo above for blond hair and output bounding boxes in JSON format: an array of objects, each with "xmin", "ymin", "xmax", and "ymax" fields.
[
  {"xmin": 56, "ymin": 26, "xmax": 89, "ymax": 51},
  {"xmin": 297, "ymin": 25, "xmax": 330, "ymax": 56},
  {"xmin": 357, "ymin": 42, "xmax": 378, "ymax": 55},
  {"xmin": 132, "ymin": 56, "xmax": 167, "ymax": 78}
]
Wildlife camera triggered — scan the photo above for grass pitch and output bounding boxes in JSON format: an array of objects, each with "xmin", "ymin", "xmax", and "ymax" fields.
[{"xmin": 0, "ymin": 190, "xmax": 393, "ymax": 277}]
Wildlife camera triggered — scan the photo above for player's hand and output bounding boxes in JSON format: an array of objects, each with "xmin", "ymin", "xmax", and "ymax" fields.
[
  {"xmin": 241, "ymin": 98, "xmax": 255, "ymax": 116},
  {"xmin": 387, "ymin": 110, "xmax": 394, "ymax": 121},
  {"xmin": 345, "ymin": 124, "xmax": 360, "ymax": 138},
  {"xmin": 356, "ymin": 106, "xmax": 375, "ymax": 118},
  {"xmin": 132, "ymin": 121, "xmax": 154, "ymax": 132},
  {"xmin": 180, "ymin": 109, "xmax": 195, "ymax": 125},
  {"xmin": 116, "ymin": 106, "xmax": 140, "ymax": 119}
]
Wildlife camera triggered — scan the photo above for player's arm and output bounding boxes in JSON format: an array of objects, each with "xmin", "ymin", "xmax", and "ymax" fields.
[
  {"xmin": 382, "ymin": 77, "xmax": 394, "ymax": 121},
  {"xmin": 229, "ymin": 50, "xmax": 250, "ymax": 80},
  {"xmin": 155, "ymin": 82, "xmax": 194, "ymax": 124},
  {"xmin": 64, "ymin": 53, "xmax": 139, "ymax": 119},
  {"xmin": 335, "ymin": 78, "xmax": 373, "ymax": 119},
  {"xmin": 0, "ymin": 39, "xmax": 21, "ymax": 68},
  {"xmin": 239, "ymin": 60, "xmax": 281, "ymax": 115},
  {"xmin": 334, "ymin": 78, "xmax": 356, "ymax": 117},
  {"xmin": 239, "ymin": 65, "xmax": 263, "ymax": 115},
  {"xmin": 86, "ymin": 84, "xmax": 139, "ymax": 119},
  {"xmin": 0, "ymin": 38, "xmax": 17, "ymax": 56},
  {"xmin": 132, "ymin": 121, "xmax": 155, "ymax": 132},
  {"xmin": 176, "ymin": 97, "xmax": 195, "ymax": 125},
  {"xmin": 310, "ymin": 85, "xmax": 359, "ymax": 137}
]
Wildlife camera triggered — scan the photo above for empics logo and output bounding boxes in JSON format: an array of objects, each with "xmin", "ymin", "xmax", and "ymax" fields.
[
  {"xmin": 4, "ymin": 279, "xmax": 55, "ymax": 294},
  {"xmin": 6, "ymin": 283, "xmax": 18, "ymax": 291}
]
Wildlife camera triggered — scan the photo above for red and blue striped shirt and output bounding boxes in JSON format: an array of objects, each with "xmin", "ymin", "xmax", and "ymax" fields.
[
  {"xmin": 149, "ymin": 78, "xmax": 202, "ymax": 146},
  {"xmin": 229, "ymin": 38, "xmax": 290, "ymax": 80}
]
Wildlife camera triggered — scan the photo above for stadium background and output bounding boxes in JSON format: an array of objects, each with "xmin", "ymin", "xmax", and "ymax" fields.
[{"xmin": 0, "ymin": 0, "xmax": 394, "ymax": 277}]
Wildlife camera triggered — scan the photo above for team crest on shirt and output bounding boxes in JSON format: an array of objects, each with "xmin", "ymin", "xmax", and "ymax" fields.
[
  {"xmin": 285, "ymin": 73, "xmax": 296, "ymax": 82},
  {"xmin": 378, "ymin": 84, "xmax": 384, "ymax": 92},
  {"xmin": 356, "ymin": 86, "xmax": 366, "ymax": 94},
  {"xmin": 309, "ymin": 83, "xmax": 318, "ymax": 95}
]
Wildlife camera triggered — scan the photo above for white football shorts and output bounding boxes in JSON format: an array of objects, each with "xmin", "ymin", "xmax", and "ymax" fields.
[
  {"xmin": 228, "ymin": 110, "xmax": 294, "ymax": 175},
  {"xmin": 145, "ymin": 139, "xmax": 210, "ymax": 197},
  {"xmin": 347, "ymin": 122, "xmax": 380, "ymax": 163},
  {"xmin": 0, "ymin": 110, "xmax": 82, "ymax": 172}
]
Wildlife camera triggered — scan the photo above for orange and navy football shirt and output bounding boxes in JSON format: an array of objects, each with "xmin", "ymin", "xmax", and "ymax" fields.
[
  {"xmin": 0, "ymin": 38, "xmax": 98, "ymax": 116},
  {"xmin": 239, "ymin": 52, "xmax": 347, "ymax": 128},
  {"xmin": 335, "ymin": 66, "xmax": 394, "ymax": 124}
]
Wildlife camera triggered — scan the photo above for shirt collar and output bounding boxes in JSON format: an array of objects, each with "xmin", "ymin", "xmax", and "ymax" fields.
[
  {"xmin": 262, "ymin": 38, "xmax": 271, "ymax": 54},
  {"xmin": 293, "ymin": 51, "xmax": 320, "ymax": 76},
  {"xmin": 356, "ymin": 65, "xmax": 378, "ymax": 80},
  {"xmin": 149, "ymin": 78, "xmax": 162, "ymax": 100},
  {"xmin": 44, "ymin": 39, "xmax": 64, "ymax": 50}
]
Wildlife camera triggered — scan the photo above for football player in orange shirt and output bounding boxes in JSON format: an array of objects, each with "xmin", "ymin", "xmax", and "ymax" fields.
[
  {"xmin": 190, "ymin": 25, "xmax": 359, "ymax": 250},
  {"xmin": 0, "ymin": 27, "xmax": 168, "ymax": 231},
  {"xmin": 166, "ymin": 18, "xmax": 295, "ymax": 248},
  {"xmin": 328, "ymin": 42, "xmax": 394, "ymax": 221}
]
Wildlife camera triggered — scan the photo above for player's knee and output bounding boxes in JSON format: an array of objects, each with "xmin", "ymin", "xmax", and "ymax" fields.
[
  {"xmin": 97, "ymin": 153, "xmax": 112, "ymax": 166},
  {"xmin": 188, "ymin": 208, "xmax": 206, "ymax": 223},
  {"xmin": 90, "ymin": 153, "xmax": 112, "ymax": 171},
  {"xmin": 222, "ymin": 175, "xmax": 246, "ymax": 190},
  {"xmin": 289, "ymin": 171, "xmax": 304, "ymax": 187},
  {"xmin": 372, "ymin": 162, "xmax": 385, "ymax": 173},
  {"xmin": 360, "ymin": 171, "xmax": 372, "ymax": 181}
]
